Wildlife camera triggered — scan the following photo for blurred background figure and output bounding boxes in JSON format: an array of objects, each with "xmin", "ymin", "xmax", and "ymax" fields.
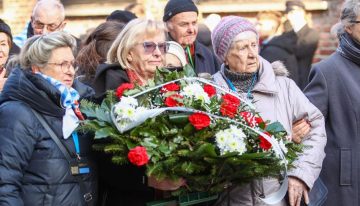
[
  {"xmin": 106, "ymin": 10, "xmax": 137, "ymax": 24},
  {"xmin": 196, "ymin": 23, "xmax": 213, "ymax": 52},
  {"xmin": 76, "ymin": 21, "xmax": 125, "ymax": 86},
  {"xmin": 284, "ymin": 0, "xmax": 319, "ymax": 89},
  {"xmin": 256, "ymin": 11, "xmax": 283, "ymax": 46},
  {"xmin": 125, "ymin": 3, "xmax": 146, "ymax": 18},
  {"xmin": 163, "ymin": 0, "xmax": 220, "ymax": 75},
  {"xmin": 165, "ymin": 41, "xmax": 187, "ymax": 69},
  {"xmin": 0, "ymin": 19, "xmax": 14, "ymax": 91}
]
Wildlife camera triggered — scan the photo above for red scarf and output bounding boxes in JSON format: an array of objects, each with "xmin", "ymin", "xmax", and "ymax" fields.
[{"xmin": 126, "ymin": 70, "xmax": 145, "ymax": 86}]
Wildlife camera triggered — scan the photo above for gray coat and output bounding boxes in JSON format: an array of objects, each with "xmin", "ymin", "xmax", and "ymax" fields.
[
  {"xmin": 304, "ymin": 51, "xmax": 360, "ymax": 206},
  {"xmin": 213, "ymin": 58, "xmax": 326, "ymax": 206}
]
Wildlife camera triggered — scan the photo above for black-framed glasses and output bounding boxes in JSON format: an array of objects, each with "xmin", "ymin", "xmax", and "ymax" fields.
[
  {"xmin": 141, "ymin": 41, "xmax": 168, "ymax": 54},
  {"xmin": 350, "ymin": 20, "xmax": 360, "ymax": 24},
  {"xmin": 32, "ymin": 20, "xmax": 63, "ymax": 32},
  {"xmin": 47, "ymin": 61, "xmax": 76, "ymax": 72}
]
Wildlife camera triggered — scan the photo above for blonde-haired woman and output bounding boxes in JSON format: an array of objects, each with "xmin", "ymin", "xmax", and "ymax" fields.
[
  {"xmin": 92, "ymin": 18, "xmax": 168, "ymax": 205},
  {"xmin": 92, "ymin": 18, "xmax": 167, "ymax": 101}
]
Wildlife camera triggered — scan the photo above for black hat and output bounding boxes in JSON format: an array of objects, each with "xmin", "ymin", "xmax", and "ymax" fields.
[
  {"xmin": 0, "ymin": 19, "xmax": 12, "ymax": 44},
  {"xmin": 163, "ymin": 0, "xmax": 198, "ymax": 22},
  {"xmin": 106, "ymin": 10, "xmax": 137, "ymax": 23},
  {"xmin": 285, "ymin": 0, "xmax": 306, "ymax": 13}
]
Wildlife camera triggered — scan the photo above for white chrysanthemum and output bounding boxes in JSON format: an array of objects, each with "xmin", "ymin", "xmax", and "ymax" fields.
[
  {"xmin": 215, "ymin": 126, "xmax": 247, "ymax": 155},
  {"xmin": 120, "ymin": 96, "xmax": 138, "ymax": 107},
  {"xmin": 181, "ymin": 83, "xmax": 210, "ymax": 103},
  {"xmin": 120, "ymin": 106, "xmax": 136, "ymax": 120}
]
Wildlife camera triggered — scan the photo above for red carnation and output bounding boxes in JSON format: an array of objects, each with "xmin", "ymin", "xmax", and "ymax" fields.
[
  {"xmin": 203, "ymin": 84, "xmax": 216, "ymax": 97},
  {"xmin": 188, "ymin": 112, "xmax": 211, "ymax": 130},
  {"xmin": 164, "ymin": 94, "xmax": 183, "ymax": 107},
  {"xmin": 220, "ymin": 102, "xmax": 238, "ymax": 118},
  {"xmin": 128, "ymin": 146, "xmax": 149, "ymax": 166},
  {"xmin": 116, "ymin": 83, "xmax": 134, "ymax": 98},
  {"xmin": 222, "ymin": 94, "xmax": 240, "ymax": 106},
  {"xmin": 160, "ymin": 83, "xmax": 180, "ymax": 93},
  {"xmin": 259, "ymin": 132, "xmax": 272, "ymax": 151}
]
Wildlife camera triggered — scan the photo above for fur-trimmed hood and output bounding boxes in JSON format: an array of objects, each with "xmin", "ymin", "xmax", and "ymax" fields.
[{"xmin": 271, "ymin": 61, "xmax": 289, "ymax": 77}]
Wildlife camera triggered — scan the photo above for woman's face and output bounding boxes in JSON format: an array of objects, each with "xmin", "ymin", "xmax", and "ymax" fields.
[
  {"xmin": 127, "ymin": 33, "xmax": 166, "ymax": 80},
  {"xmin": 0, "ymin": 33, "xmax": 10, "ymax": 67},
  {"xmin": 165, "ymin": 53, "xmax": 182, "ymax": 67},
  {"xmin": 225, "ymin": 31, "xmax": 259, "ymax": 73},
  {"xmin": 33, "ymin": 46, "xmax": 75, "ymax": 88}
]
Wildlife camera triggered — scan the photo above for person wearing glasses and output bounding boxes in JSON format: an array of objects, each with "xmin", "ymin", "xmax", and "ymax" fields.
[
  {"xmin": 304, "ymin": 1, "xmax": 360, "ymax": 205},
  {"xmin": 0, "ymin": 31, "xmax": 96, "ymax": 205},
  {"xmin": 92, "ymin": 18, "xmax": 174, "ymax": 206}
]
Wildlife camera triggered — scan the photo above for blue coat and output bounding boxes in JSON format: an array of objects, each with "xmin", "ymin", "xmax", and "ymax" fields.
[
  {"xmin": 304, "ymin": 51, "xmax": 360, "ymax": 206},
  {"xmin": 0, "ymin": 68, "xmax": 97, "ymax": 206}
]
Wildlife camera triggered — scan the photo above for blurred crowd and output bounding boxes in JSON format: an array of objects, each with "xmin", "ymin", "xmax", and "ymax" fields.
[{"xmin": 0, "ymin": 0, "xmax": 359, "ymax": 206}]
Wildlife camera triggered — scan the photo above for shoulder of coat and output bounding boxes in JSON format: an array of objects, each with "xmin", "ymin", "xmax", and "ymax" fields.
[{"xmin": 271, "ymin": 61, "xmax": 289, "ymax": 77}]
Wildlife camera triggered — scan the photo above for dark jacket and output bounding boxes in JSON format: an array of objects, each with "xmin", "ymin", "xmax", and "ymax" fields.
[
  {"xmin": 260, "ymin": 31, "xmax": 299, "ymax": 85},
  {"xmin": 92, "ymin": 63, "xmax": 155, "ymax": 206},
  {"xmin": 304, "ymin": 51, "xmax": 360, "ymax": 206},
  {"xmin": 193, "ymin": 40, "xmax": 220, "ymax": 75},
  {"xmin": 294, "ymin": 24, "xmax": 319, "ymax": 90},
  {"xmin": 0, "ymin": 68, "xmax": 97, "ymax": 206}
]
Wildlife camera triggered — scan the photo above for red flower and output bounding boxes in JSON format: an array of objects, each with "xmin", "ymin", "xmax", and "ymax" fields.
[
  {"xmin": 222, "ymin": 94, "xmax": 240, "ymax": 106},
  {"xmin": 255, "ymin": 117, "xmax": 266, "ymax": 129},
  {"xmin": 160, "ymin": 83, "xmax": 180, "ymax": 93},
  {"xmin": 203, "ymin": 84, "xmax": 216, "ymax": 97},
  {"xmin": 259, "ymin": 132, "xmax": 272, "ymax": 150},
  {"xmin": 220, "ymin": 102, "xmax": 238, "ymax": 118},
  {"xmin": 164, "ymin": 94, "xmax": 183, "ymax": 107},
  {"xmin": 240, "ymin": 111, "xmax": 255, "ymax": 127},
  {"xmin": 128, "ymin": 146, "xmax": 149, "ymax": 166},
  {"xmin": 116, "ymin": 83, "xmax": 134, "ymax": 98},
  {"xmin": 189, "ymin": 112, "xmax": 211, "ymax": 130}
]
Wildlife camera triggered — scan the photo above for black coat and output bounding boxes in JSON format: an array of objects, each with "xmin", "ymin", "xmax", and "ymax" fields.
[
  {"xmin": 194, "ymin": 40, "xmax": 220, "ymax": 75},
  {"xmin": 0, "ymin": 68, "xmax": 97, "ymax": 206},
  {"xmin": 294, "ymin": 24, "xmax": 319, "ymax": 90},
  {"xmin": 304, "ymin": 51, "xmax": 360, "ymax": 206},
  {"xmin": 92, "ymin": 63, "xmax": 155, "ymax": 206},
  {"xmin": 260, "ymin": 31, "xmax": 300, "ymax": 85}
]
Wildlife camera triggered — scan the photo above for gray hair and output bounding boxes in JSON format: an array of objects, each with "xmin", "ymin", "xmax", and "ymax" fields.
[
  {"xmin": 331, "ymin": 0, "xmax": 360, "ymax": 38},
  {"xmin": 9, "ymin": 31, "xmax": 76, "ymax": 70},
  {"xmin": 32, "ymin": 0, "xmax": 65, "ymax": 21}
]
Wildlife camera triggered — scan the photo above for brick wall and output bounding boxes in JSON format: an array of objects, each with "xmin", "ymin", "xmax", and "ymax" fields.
[
  {"xmin": 2, "ymin": 0, "xmax": 37, "ymax": 34},
  {"xmin": 312, "ymin": 0, "xmax": 344, "ymax": 63}
]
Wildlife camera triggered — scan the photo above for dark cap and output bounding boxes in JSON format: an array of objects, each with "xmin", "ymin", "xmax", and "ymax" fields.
[
  {"xmin": 163, "ymin": 0, "xmax": 198, "ymax": 22},
  {"xmin": 106, "ymin": 10, "xmax": 137, "ymax": 23},
  {"xmin": 0, "ymin": 19, "xmax": 12, "ymax": 45},
  {"xmin": 285, "ymin": 0, "xmax": 306, "ymax": 13}
]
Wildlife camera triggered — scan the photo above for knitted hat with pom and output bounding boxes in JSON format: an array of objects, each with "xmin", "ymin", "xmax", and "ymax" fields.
[{"xmin": 211, "ymin": 16, "xmax": 258, "ymax": 62}]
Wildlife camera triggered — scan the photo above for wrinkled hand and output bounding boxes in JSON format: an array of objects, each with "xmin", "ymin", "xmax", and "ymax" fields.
[
  {"xmin": 148, "ymin": 176, "xmax": 186, "ymax": 191},
  {"xmin": 292, "ymin": 119, "xmax": 310, "ymax": 144},
  {"xmin": 0, "ymin": 69, "xmax": 7, "ymax": 92},
  {"xmin": 288, "ymin": 177, "xmax": 309, "ymax": 206}
]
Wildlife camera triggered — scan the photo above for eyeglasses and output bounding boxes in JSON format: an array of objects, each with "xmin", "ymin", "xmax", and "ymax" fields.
[
  {"xmin": 32, "ymin": 20, "xmax": 63, "ymax": 32},
  {"xmin": 140, "ymin": 41, "xmax": 168, "ymax": 54},
  {"xmin": 350, "ymin": 20, "xmax": 360, "ymax": 24},
  {"xmin": 47, "ymin": 61, "xmax": 76, "ymax": 72}
]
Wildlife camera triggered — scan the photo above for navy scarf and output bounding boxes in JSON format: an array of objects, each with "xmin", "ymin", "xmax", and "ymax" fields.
[{"xmin": 337, "ymin": 32, "xmax": 360, "ymax": 66}]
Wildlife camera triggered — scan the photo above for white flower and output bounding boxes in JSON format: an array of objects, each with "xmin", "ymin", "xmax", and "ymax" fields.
[
  {"xmin": 121, "ymin": 106, "xmax": 137, "ymax": 120},
  {"xmin": 215, "ymin": 125, "xmax": 247, "ymax": 155},
  {"xmin": 181, "ymin": 83, "xmax": 210, "ymax": 103},
  {"xmin": 120, "ymin": 96, "xmax": 138, "ymax": 107}
]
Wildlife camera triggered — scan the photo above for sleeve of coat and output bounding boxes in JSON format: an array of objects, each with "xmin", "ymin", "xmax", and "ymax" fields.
[
  {"xmin": 286, "ymin": 79, "xmax": 327, "ymax": 189},
  {"xmin": 0, "ymin": 104, "xmax": 37, "ymax": 205},
  {"xmin": 303, "ymin": 65, "xmax": 329, "ymax": 118}
]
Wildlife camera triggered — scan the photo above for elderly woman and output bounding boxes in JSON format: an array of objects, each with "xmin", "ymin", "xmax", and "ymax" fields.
[
  {"xmin": 0, "ymin": 31, "xmax": 96, "ymax": 205},
  {"xmin": 211, "ymin": 16, "xmax": 326, "ymax": 206},
  {"xmin": 165, "ymin": 40, "xmax": 187, "ymax": 70},
  {"xmin": 304, "ymin": 1, "xmax": 360, "ymax": 205},
  {"xmin": 92, "ymin": 18, "xmax": 169, "ymax": 206},
  {"xmin": 0, "ymin": 19, "xmax": 13, "ymax": 91}
]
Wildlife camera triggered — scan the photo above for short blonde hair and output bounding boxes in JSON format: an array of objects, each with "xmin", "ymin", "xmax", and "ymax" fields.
[{"xmin": 107, "ymin": 18, "xmax": 166, "ymax": 69}]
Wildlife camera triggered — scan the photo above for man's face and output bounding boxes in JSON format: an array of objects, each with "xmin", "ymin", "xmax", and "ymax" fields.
[
  {"xmin": 346, "ymin": 18, "xmax": 360, "ymax": 44},
  {"xmin": 31, "ymin": 8, "xmax": 65, "ymax": 35},
  {"xmin": 256, "ymin": 18, "xmax": 279, "ymax": 40},
  {"xmin": 167, "ymin": 11, "xmax": 198, "ymax": 48}
]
